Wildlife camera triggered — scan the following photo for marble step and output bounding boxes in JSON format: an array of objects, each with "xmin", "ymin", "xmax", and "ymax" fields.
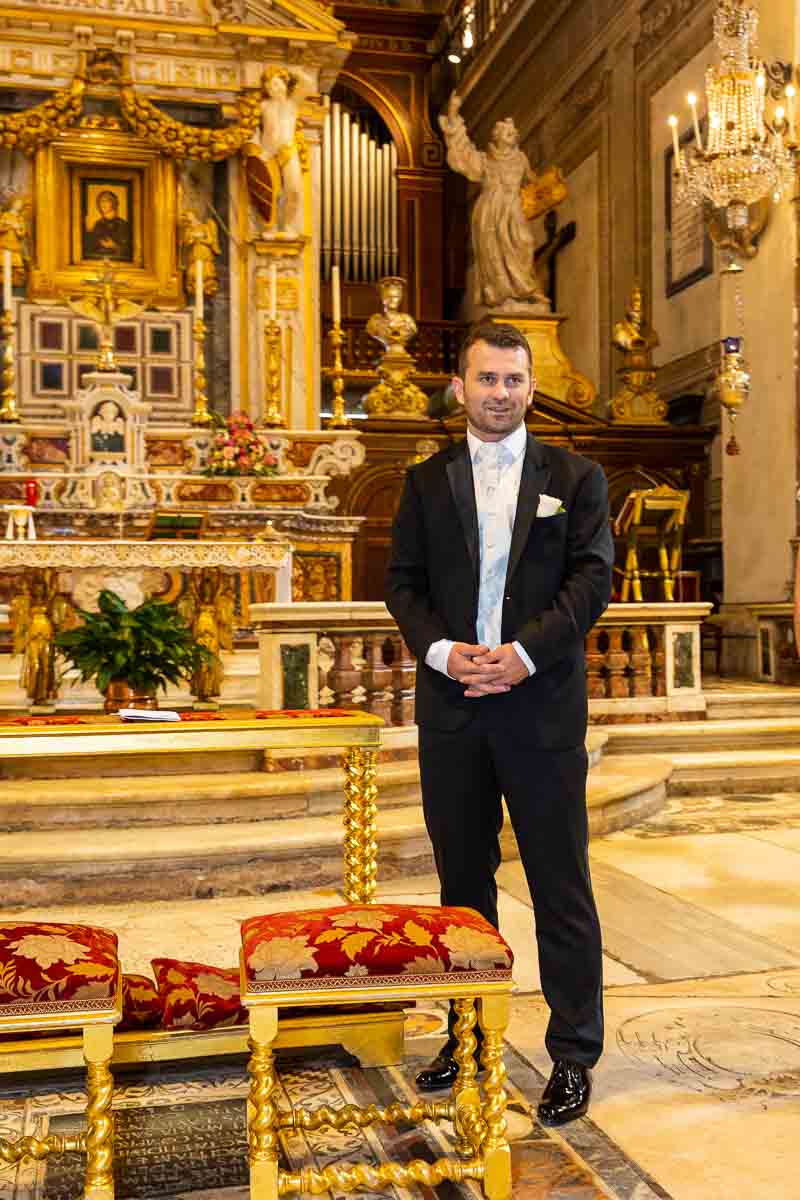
[
  {"xmin": 0, "ymin": 762, "xmax": 421, "ymax": 832},
  {"xmin": 0, "ymin": 730, "xmax": 610, "ymax": 832},
  {"xmin": 704, "ymin": 688, "xmax": 800, "ymax": 721},
  {"xmin": 667, "ymin": 749, "xmax": 800, "ymax": 795},
  {"xmin": 0, "ymin": 753, "xmax": 668, "ymax": 908},
  {"xmin": 601, "ymin": 716, "xmax": 800, "ymax": 756}
]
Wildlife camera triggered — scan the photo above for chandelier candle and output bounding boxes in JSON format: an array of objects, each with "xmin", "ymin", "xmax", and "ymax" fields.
[{"xmin": 669, "ymin": 0, "xmax": 796, "ymax": 230}]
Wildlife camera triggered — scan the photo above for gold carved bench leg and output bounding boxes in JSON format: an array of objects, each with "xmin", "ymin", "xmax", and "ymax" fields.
[
  {"xmin": 82, "ymin": 1024, "xmax": 115, "ymax": 1200},
  {"xmin": 248, "ymin": 1006, "xmax": 279, "ymax": 1200},
  {"xmin": 342, "ymin": 747, "xmax": 378, "ymax": 904},
  {"xmin": 452, "ymin": 997, "xmax": 484, "ymax": 1157},
  {"xmin": 479, "ymin": 994, "xmax": 511, "ymax": 1200}
]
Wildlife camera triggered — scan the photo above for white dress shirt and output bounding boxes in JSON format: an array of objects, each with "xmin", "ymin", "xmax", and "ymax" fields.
[{"xmin": 426, "ymin": 423, "xmax": 536, "ymax": 680}]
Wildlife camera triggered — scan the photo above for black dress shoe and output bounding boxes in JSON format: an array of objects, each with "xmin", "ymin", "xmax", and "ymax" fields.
[
  {"xmin": 415, "ymin": 1040, "xmax": 483, "ymax": 1092},
  {"xmin": 536, "ymin": 1060, "xmax": 592, "ymax": 1126}
]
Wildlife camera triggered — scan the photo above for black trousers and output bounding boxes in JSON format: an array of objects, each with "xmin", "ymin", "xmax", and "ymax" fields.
[{"xmin": 418, "ymin": 708, "xmax": 603, "ymax": 1067}]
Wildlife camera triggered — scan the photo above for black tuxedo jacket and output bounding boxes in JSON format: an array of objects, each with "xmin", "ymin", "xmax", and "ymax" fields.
[{"xmin": 385, "ymin": 432, "xmax": 614, "ymax": 748}]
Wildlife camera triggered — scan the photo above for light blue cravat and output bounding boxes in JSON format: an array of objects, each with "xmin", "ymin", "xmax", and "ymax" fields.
[{"xmin": 474, "ymin": 441, "xmax": 514, "ymax": 650}]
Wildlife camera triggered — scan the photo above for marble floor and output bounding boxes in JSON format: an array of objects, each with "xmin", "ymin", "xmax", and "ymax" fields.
[{"xmin": 4, "ymin": 788, "xmax": 800, "ymax": 1198}]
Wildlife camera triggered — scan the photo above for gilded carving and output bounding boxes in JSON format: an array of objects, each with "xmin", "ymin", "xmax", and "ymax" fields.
[
  {"xmin": 179, "ymin": 203, "xmax": 221, "ymax": 298},
  {"xmin": 363, "ymin": 276, "xmax": 429, "ymax": 419},
  {"xmin": 0, "ymin": 71, "xmax": 85, "ymax": 153},
  {"xmin": 0, "ymin": 192, "xmax": 31, "ymax": 285},
  {"xmin": 292, "ymin": 552, "xmax": 341, "ymax": 602},
  {"xmin": 119, "ymin": 78, "xmax": 261, "ymax": 161},
  {"xmin": 611, "ymin": 284, "xmax": 668, "ymax": 423}
]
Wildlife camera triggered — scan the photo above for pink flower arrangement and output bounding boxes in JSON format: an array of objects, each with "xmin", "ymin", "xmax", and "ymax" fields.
[{"xmin": 205, "ymin": 411, "xmax": 279, "ymax": 477}]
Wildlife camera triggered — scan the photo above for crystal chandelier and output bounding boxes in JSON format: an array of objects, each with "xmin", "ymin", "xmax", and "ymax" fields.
[{"xmin": 669, "ymin": 0, "xmax": 796, "ymax": 231}]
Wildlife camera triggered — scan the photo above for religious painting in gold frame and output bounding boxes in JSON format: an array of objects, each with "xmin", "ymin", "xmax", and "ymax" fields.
[
  {"xmin": 76, "ymin": 171, "xmax": 140, "ymax": 266},
  {"xmin": 30, "ymin": 127, "xmax": 181, "ymax": 307}
]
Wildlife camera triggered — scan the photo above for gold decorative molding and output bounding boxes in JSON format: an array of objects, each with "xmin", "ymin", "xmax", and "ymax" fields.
[
  {"xmin": 30, "ymin": 127, "xmax": 181, "ymax": 306},
  {"xmin": 490, "ymin": 314, "xmax": 596, "ymax": 413}
]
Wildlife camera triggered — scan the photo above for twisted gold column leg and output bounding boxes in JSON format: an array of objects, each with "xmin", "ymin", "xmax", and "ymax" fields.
[
  {"xmin": 342, "ymin": 747, "xmax": 378, "ymax": 904},
  {"xmin": 452, "ymin": 998, "xmax": 484, "ymax": 1156},
  {"xmin": 479, "ymin": 994, "xmax": 511, "ymax": 1200},
  {"xmin": 82, "ymin": 1024, "xmax": 115, "ymax": 1200},
  {"xmin": 248, "ymin": 1006, "xmax": 279, "ymax": 1200}
]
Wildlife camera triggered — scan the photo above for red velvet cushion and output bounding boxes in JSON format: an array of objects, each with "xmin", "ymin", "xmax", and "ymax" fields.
[
  {"xmin": 0, "ymin": 922, "xmax": 119, "ymax": 1018},
  {"xmin": 241, "ymin": 905, "xmax": 513, "ymax": 993},
  {"xmin": 151, "ymin": 958, "xmax": 246, "ymax": 1031},
  {"xmin": 119, "ymin": 973, "xmax": 163, "ymax": 1032}
]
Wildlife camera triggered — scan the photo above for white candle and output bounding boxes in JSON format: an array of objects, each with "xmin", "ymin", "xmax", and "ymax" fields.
[
  {"xmin": 194, "ymin": 258, "xmax": 203, "ymax": 320},
  {"xmin": 269, "ymin": 264, "xmax": 277, "ymax": 321},
  {"xmin": 331, "ymin": 263, "xmax": 341, "ymax": 326},
  {"xmin": 668, "ymin": 115, "xmax": 680, "ymax": 164},
  {"xmin": 2, "ymin": 250, "xmax": 11, "ymax": 313},
  {"xmin": 687, "ymin": 93, "xmax": 703, "ymax": 151}
]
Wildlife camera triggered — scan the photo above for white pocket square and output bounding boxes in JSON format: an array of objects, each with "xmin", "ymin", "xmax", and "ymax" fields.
[{"xmin": 537, "ymin": 493, "xmax": 566, "ymax": 518}]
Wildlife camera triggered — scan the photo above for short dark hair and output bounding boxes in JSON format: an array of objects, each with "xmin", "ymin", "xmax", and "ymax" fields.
[{"xmin": 457, "ymin": 321, "xmax": 533, "ymax": 379}]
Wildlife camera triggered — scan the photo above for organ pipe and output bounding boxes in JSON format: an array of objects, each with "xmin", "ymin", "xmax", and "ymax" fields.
[{"xmin": 321, "ymin": 102, "xmax": 398, "ymax": 284}]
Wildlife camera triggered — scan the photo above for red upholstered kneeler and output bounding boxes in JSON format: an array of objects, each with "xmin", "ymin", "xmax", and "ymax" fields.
[
  {"xmin": 239, "ymin": 904, "xmax": 515, "ymax": 1200},
  {"xmin": 0, "ymin": 922, "xmax": 120, "ymax": 1200}
]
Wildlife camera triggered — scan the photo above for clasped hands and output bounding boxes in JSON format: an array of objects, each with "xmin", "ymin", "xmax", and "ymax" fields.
[{"xmin": 447, "ymin": 642, "xmax": 528, "ymax": 698}]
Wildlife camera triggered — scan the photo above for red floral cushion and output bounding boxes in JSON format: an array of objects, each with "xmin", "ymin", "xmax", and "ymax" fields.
[
  {"xmin": 241, "ymin": 905, "xmax": 513, "ymax": 995},
  {"xmin": 119, "ymin": 973, "xmax": 163, "ymax": 1032},
  {"xmin": 151, "ymin": 958, "xmax": 247, "ymax": 1031},
  {"xmin": 0, "ymin": 922, "xmax": 119, "ymax": 1019}
]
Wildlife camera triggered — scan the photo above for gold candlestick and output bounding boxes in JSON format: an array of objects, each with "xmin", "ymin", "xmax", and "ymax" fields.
[
  {"xmin": 327, "ymin": 322, "xmax": 349, "ymax": 428},
  {"xmin": 261, "ymin": 318, "xmax": 286, "ymax": 428},
  {"xmin": 192, "ymin": 316, "xmax": 212, "ymax": 426},
  {"xmin": 0, "ymin": 308, "xmax": 19, "ymax": 424}
]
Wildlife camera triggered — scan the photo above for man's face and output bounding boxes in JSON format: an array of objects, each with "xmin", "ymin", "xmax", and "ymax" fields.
[
  {"xmin": 492, "ymin": 119, "xmax": 517, "ymax": 148},
  {"xmin": 98, "ymin": 195, "xmax": 117, "ymax": 218},
  {"xmin": 268, "ymin": 75, "xmax": 288, "ymax": 99},
  {"xmin": 452, "ymin": 340, "xmax": 534, "ymax": 442}
]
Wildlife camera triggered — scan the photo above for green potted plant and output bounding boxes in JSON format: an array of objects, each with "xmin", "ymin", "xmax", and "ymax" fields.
[{"xmin": 56, "ymin": 589, "xmax": 215, "ymax": 713}]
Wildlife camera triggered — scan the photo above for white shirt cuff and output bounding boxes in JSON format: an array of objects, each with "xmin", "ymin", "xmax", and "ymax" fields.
[
  {"xmin": 512, "ymin": 640, "xmax": 536, "ymax": 675},
  {"xmin": 425, "ymin": 638, "xmax": 455, "ymax": 678}
]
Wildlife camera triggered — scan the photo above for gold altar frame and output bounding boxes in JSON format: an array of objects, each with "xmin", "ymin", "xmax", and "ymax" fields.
[{"xmin": 31, "ymin": 128, "xmax": 181, "ymax": 306}]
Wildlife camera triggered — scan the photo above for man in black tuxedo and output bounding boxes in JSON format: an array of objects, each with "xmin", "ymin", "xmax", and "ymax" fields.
[{"xmin": 385, "ymin": 321, "xmax": 613, "ymax": 1125}]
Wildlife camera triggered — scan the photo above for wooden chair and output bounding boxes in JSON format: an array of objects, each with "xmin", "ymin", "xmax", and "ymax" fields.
[
  {"xmin": 239, "ymin": 903, "xmax": 515, "ymax": 1200},
  {"xmin": 0, "ymin": 921, "xmax": 120, "ymax": 1199}
]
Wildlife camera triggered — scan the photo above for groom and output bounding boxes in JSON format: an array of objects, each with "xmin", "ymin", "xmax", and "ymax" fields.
[{"xmin": 385, "ymin": 321, "xmax": 613, "ymax": 1125}]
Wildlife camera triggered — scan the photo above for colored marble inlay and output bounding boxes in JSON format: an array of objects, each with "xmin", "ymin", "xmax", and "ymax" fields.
[{"xmin": 280, "ymin": 642, "xmax": 310, "ymax": 710}]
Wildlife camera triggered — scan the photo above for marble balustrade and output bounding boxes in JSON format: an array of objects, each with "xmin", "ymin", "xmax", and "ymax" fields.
[{"xmin": 253, "ymin": 600, "xmax": 713, "ymax": 723}]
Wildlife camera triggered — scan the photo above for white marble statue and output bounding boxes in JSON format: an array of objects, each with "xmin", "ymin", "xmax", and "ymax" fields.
[
  {"xmin": 438, "ymin": 93, "xmax": 548, "ymax": 312},
  {"xmin": 257, "ymin": 65, "xmax": 314, "ymax": 237}
]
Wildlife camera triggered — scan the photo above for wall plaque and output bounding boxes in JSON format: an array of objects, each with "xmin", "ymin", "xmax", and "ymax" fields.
[{"xmin": 664, "ymin": 122, "xmax": 714, "ymax": 297}]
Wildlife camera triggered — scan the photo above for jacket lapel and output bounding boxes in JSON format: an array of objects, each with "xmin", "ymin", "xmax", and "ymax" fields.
[
  {"xmin": 446, "ymin": 440, "xmax": 479, "ymax": 583},
  {"xmin": 506, "ymin": 434, "xmax": 551, "ymax": 585}
]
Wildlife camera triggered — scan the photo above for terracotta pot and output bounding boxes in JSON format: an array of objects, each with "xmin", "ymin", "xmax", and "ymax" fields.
[{"xmin": 103, "ymin": 680, "xmax": 159, "ymax": 715}]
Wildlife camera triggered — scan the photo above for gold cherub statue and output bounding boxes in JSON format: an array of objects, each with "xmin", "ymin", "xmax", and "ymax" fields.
[
  {"xmin": 179, "ymin": 205, "xmax": 221, "ymax": 298},
  {"xmin": 0, "ymin": 191, "xmax": 31, "ymax": 285},
  {"xmin": 10, "ymin": 569, "xmax": 74, "ymax": 709},
  {"xmin": 177, "ymin": 568, "xmax": 233, "ymax": 704}
]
